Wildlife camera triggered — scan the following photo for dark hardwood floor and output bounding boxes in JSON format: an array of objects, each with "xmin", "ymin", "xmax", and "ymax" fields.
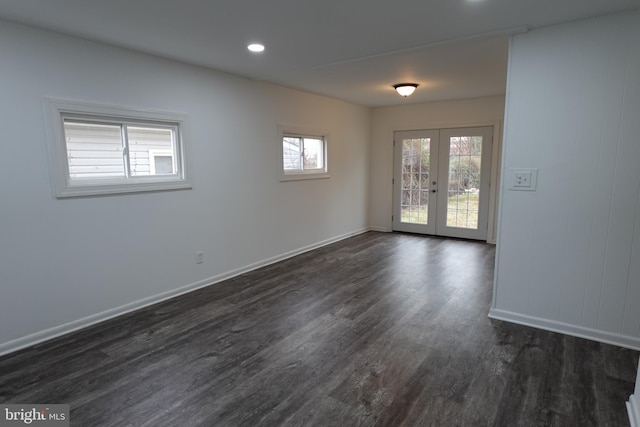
[{"xmin": 0, "ymin": 232, "xmax": 637, "ymax": 426}]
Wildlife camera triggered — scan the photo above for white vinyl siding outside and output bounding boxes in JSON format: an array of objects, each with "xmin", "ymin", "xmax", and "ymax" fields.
[
  {"xmin": 63, "ymin": 121, "xmax": 176, "ymax": 180},
  {"xmin": 65, "ymin": 121, "xmax": 125, "ymax": 179}
]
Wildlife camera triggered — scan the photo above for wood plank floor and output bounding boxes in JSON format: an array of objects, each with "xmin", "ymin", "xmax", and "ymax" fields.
[{"xmin": 0, "ymin": 232, "xmax": 638, "ymax": 426}]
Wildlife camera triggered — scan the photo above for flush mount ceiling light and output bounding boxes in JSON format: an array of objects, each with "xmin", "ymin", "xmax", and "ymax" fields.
[
  {"xmin": 247, "ymin": 43, "xmax": 265, "ymax": 53},
  {"xmin": 393, "ymin": 83, "xmax": 419, "ymax": 97}
]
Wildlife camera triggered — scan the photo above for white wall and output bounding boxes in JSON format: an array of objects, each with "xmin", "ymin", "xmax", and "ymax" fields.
[
  {"xmin": 370, "ymin": 96, "xmax": 505, "ymax": 241},
  {"xmin": 0, "ymin": 20, "xmax": 370, "ymax": 354},
  {"xmin": 491, "ymin": 11, "xmax": 640, "ymax": 350}
]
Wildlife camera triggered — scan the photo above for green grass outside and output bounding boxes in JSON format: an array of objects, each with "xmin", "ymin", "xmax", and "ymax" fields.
[{"xmin": 401, "ymin": 193, "xmax": 479, "ymax": 229}]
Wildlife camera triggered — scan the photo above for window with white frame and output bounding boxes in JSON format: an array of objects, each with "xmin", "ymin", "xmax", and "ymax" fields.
[
  {"xmin": 45, "ymin": 98, "xmax": 191, "ymax": 197},
  {"xmin": 280, "ymin": 128, "xmax": 329, "ymax": 181}
]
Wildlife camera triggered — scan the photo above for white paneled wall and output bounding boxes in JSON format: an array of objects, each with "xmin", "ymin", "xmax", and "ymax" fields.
[{"xmin": 491, "ymin": 11, "xmax": 640, "ymax": 349}]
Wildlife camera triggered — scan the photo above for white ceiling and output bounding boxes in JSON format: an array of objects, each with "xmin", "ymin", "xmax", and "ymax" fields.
[{"xmin": 0, "ymin": 0, "xmax": 639, "ymax": 107}]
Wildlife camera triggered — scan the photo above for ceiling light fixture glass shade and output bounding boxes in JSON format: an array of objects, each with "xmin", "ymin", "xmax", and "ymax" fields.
[
  {"xmin": 247, "ymin": 43, "xmax": 265, "ymax": 52},
  {"xmin": 393, "ymin": 83, "xmax": 419, "ymax": 97}
]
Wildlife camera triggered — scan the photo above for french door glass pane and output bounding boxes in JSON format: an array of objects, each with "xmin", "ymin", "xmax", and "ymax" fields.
[
  {"xmin": 446, "ymin": 136, "xmax": 482, "ymax": 229},
  {"xmin": 400, "ymin": 138, "xmax": 430, "ymax": 224}
]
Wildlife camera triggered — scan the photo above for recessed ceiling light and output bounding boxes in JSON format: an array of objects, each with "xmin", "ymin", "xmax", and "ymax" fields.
[{"xmin": 247, "ymin": 43, "xmax": 265, "ymax": 53}]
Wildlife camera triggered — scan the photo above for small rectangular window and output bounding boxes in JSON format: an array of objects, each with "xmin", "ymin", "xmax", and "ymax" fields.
[
  {"xmin": 280, "ymin": 127, "xmax": 329, "ymax": 181},
  {"xmin": 45, "ymin": 98, "xmax": 191, "ymax": 197}
]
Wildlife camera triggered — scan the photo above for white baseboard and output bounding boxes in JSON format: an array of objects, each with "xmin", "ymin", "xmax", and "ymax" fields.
[
  {"xmin": 0, "ymin": 227, "xmax": 370, "ymax": 357},
  {"xmin": 488, "ymin": 308, "xmax": 640, "ymax": 351},
  {"xmin": 629, "ymin": 394, "xmax": 640, "ymax": 427},
  {"xmin": 369, "ymin": 226, "xmax": 392, "ymax": 232}
]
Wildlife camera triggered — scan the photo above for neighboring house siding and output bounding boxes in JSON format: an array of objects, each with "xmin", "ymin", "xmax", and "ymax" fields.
[{"xmin": 65, "ymin": 123, "xmax": 174, "ymax": 179}]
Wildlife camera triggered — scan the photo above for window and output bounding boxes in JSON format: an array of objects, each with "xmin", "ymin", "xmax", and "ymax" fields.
[
  {"xmin": 148, "ymin": 150, "xmax": 175, "ymax": 175},
  {"xmin": 280, "ymin": 127, "xmax": 329, "ymax": 181},
  {"xmin": 45, "ymin": 98, "xmax": 191, "ymax": 197}
]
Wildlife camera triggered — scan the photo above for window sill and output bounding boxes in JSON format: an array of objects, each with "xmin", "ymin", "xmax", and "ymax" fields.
[
  {"xmin": 280, "ymin": 172, "xmax": 330, "ymax": 182},
  {"xmin": 56, "ymin": 179, "xmax": 192, "ymax": 198}
]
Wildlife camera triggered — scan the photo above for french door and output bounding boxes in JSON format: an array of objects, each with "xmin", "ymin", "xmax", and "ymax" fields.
[{"xmin": 392, "ymin": 126, "xmax": 493, "ymax": 240}]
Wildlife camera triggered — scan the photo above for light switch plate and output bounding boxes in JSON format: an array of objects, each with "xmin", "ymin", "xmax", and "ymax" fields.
[{"xmin": 508, "ymin": 168, "xmax": 538, "ymax": 191}]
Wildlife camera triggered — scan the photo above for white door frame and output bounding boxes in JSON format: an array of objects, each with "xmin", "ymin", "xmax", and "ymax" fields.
[
  {"xmin": 392, "ymin": 129, "xmax": 439, "ymax": 235},
  {"xmin": 392, "ymin": 126, "xmax": 494, "ymax": 241},
  {"xmin": 435, "ymin": 126, "xmax": 493, "ymax": 240}
]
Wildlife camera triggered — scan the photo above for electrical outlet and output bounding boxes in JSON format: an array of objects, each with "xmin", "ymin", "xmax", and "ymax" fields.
[
  {"xmin": 514, "ymin": 171, "xmax": 531, "ymax": 187},
  {"xmin": 196, "ymin": 251, "xmax": 204, "ymax": 264},
  {"xmin": 508, "ymin": 168, "xmax": 538, "ymax": 191}
]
